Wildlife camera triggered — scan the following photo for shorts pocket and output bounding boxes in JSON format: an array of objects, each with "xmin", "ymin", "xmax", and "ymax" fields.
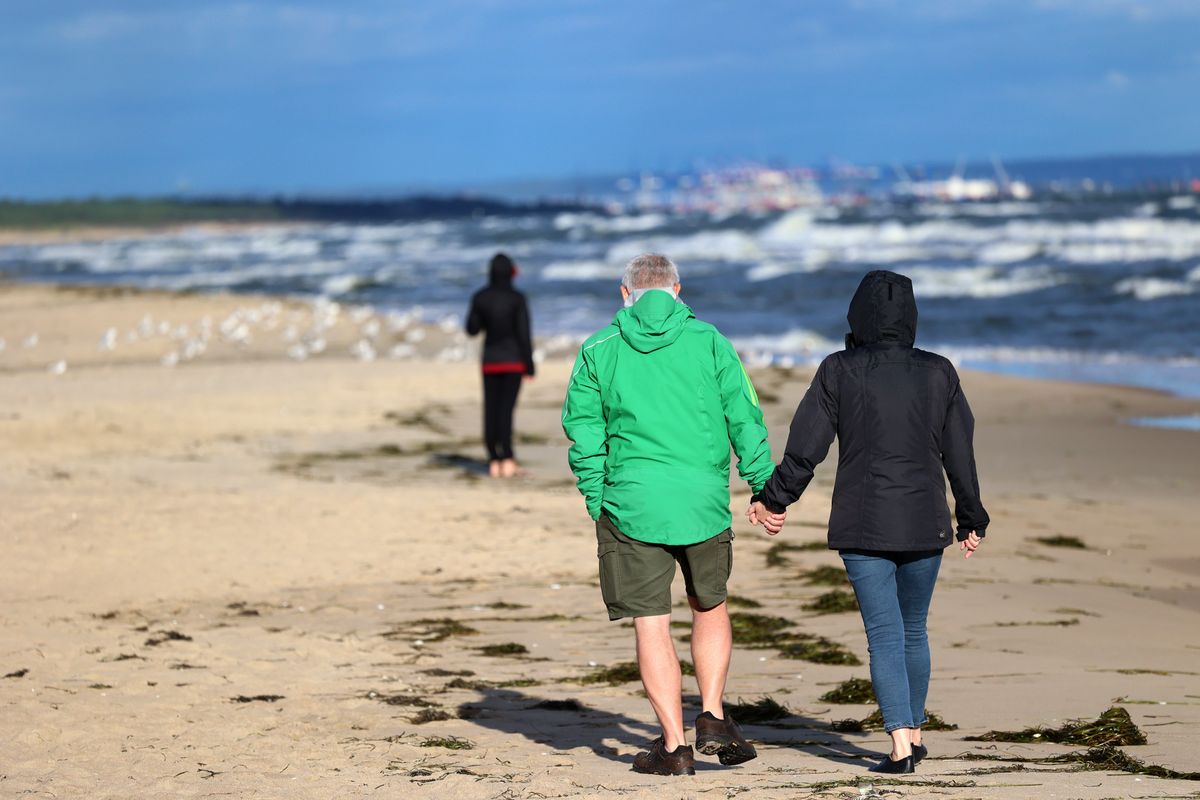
[{"xmin": 596, "ymin": 520, "xmax": 621, "ymax": 609}]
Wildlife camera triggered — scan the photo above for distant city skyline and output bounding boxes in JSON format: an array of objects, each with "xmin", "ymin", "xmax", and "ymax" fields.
[{"xmin": 3, "ymin": 1, "xmax": 1200, "ymax": 198}]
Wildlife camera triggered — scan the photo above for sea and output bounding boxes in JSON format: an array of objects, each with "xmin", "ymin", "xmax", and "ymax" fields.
[{"xmin": 3, "ymin": 180, "xmax": 1200, "ymax": 428}]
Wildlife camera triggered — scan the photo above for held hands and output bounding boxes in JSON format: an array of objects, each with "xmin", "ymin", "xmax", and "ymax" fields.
[
  {"xmin": 960, "ymin": 531, "xmax": 983, "ymax": 559},
  {"xmin": 746, "ymin": 500, "xmax": 787, "ymax": 535}
]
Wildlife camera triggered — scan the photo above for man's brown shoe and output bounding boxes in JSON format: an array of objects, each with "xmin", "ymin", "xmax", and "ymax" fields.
[
  {"xmin": 631, "ymin": 737, "xmax": 696, "ymax": 776},
  {"xmin": 695, "ymin": 711, "xmax": 757, "ymax": 765}
]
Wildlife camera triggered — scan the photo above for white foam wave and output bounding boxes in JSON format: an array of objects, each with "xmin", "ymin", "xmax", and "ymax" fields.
[
  {"xmin": 1113, "ymin": 277, "xmax": 1196, "ymax": 300},
  {"xmin": 541, "ymin": 260, "xmax": 620, "ymax": 281},
  {"xmin": 907, "ymin": 265, "xmax": 1063, "ymax": 298},
  {"xmin": 606, "ymin": 229, "xmax": 762, "ymax": 263}
]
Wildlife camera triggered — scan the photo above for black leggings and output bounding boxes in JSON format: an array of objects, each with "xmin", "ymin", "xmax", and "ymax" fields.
[{"xmin": 483, "ymin": 373, "xmax": 522, "ymax": 461}]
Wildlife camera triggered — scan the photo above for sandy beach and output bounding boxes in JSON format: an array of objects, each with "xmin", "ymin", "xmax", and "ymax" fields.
[{"xmin": 2, "ymin": 281, "xmax": 1199, "ymax": 799}]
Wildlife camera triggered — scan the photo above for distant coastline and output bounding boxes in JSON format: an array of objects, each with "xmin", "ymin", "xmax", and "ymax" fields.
[{"xmin": 0, "ymin": 195, "xmax": 595, "ymax": 233}]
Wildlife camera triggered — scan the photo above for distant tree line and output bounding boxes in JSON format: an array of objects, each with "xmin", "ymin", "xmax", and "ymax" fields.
[{"xmin": 0, "ymin": 195, "xmax": 595, "ymax": 229}]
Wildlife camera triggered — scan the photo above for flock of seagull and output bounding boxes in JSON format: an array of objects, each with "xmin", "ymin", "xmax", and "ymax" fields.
[{"xmin": 2, "ymin": 297, "xmax": 482, "ymax": 376}]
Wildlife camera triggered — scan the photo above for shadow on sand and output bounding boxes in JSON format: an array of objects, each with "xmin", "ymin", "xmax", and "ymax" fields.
[{"xmin": 458, "ymin": 686, "xmax": 881, "ymax": 772}]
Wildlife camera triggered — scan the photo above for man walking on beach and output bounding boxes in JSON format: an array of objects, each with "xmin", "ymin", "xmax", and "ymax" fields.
[{"xmin": 562, "ymin": 254, "xmax": 781, "ymax": 776}]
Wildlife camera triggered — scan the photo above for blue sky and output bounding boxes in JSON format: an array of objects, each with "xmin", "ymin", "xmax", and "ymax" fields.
[{"xmin": 2, "ymin": 0, "xmax": 1199, "ymax": 198}]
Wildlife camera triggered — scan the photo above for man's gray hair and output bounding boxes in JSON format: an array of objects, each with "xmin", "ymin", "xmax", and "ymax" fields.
[{"xmin": 622, "ymin": 253, "xmax": 680, "ymax": 290}]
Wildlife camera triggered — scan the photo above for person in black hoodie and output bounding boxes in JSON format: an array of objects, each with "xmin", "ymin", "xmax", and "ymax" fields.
[
  {"xmin": 748, "ymin": 269, "xmax": 989, "ymax": 775},
  {"xmin": 466, "ymin": 253, "xmax": 535, "ymax": 478}
]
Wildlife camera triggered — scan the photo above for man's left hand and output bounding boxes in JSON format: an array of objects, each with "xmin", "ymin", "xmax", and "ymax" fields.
[{"xmin": 747, "ymin": 500, "xmax": 786, "ymax": 535}]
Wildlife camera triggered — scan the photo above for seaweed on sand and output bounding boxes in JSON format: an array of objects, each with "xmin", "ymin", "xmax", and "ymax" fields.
[
  {"xmin": 964, "ymin": 706, "xmax": 1146, "ymax": 746},
  {"xmin": 725, "ymin": 696, "xmax": 792, "ymax": 724},
  {"xmin": 419, "ymin": 668, "xmax": 475, "ymax": 677},
  {"xmin": 1033, "ymin": 535, "xmax": 1088, "ymax": 549},
  {"xmin": 726, "ymin": 594, "xmax": 763, "ymax": 609},
  {"xmin": 144, "ymin": 630, "xmax": 192, "ymax": 646},
  {"xmin": 765, "ymin": 542, "xmax": 813, "ymax": 567},
  {"xmin": 384, "ymin": 618, "xmax": 478, "ymax": 642},
  {"xmin": 775, "ymin": 634, "xmax": 861, "ymax": 666},
  {"xmin": 369, "ymin": 692, "xmax": 438, "ymax": 707},
  {"xmin": 577, "ymin": 660, "xmax": 695, "ymax": 685},
  {"xmin": 411, "ymin": 709, "xmax": 454, "ymax": 724},
  {"xmin": 801, "ymin": 565, "xmax": 849, "ymax": 586},
  {"xmin": 802, "ymin": 589, "xmax": 859, "ymax": 615},
  {"xmin": 231, "ymin": 694, "xmax": 284, "ymax": 703},
  {"xmin": 729, "ymin": 612, "xmax": 795, "ymax": 646},
  {"xmin": 819, "ymin": 678, "xmax": 876, "ymax": 704},
  {"xmin": 1050, "ymin": 746, "xmax": 1198, "ymax": 780},
  {"xmin": 831, "ymin": 709, "xmax": 956, "ymax": 732},
  {"xmin": 476, "ymin": 642, "xmax": 528, "ymax": 657},
  {"xmin": 419, "ymin": 736, "xmax": 473, "ymax": 750}
]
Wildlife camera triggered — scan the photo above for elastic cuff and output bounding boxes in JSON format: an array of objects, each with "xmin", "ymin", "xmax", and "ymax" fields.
[{"xmin": 955, "ymin": 527, "xmax": 986, "ymax": 542}]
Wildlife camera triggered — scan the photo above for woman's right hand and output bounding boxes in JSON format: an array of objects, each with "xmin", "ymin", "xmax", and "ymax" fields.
[
  {"xmin": 747, "ymin": 501, "xmax": 787, "ymax": 535},
  {"xmin": 959, "ymin": 531, "xmax": 982, "ymax": 558}
]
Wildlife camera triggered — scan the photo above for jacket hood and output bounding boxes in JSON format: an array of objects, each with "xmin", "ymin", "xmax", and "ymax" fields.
[
  {"xmin": 614, "ymin": 289, "xmax": 693, "ymax": 353},
  {"xmin": 488, "ymin": 253, "xmax": 515, "ymax": 286},
  {"xmin": 846, "ymin": 270, "xmax": 918, "ymax": 347}
]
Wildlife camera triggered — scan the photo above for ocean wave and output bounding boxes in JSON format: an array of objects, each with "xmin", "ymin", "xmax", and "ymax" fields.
[
  {"xmin": 606, "ymin": 229, "xmax": 763, "ymax": 263},
  {"xmin": 1113, "ymin": 277, "xmax": 1197, "ymax": 301},
  {"xmin": 906, "ymin": 265, "xmax": 1063, "ymax": 298},
  {"xmin": 541, "ymin": 260, "xmax": 620, "ymax": 281}
]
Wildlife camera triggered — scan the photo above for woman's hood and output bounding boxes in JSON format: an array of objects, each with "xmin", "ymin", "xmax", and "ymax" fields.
[{"xmin": 846, "ymin": 270, "xmax": 918, "ymax": 347}]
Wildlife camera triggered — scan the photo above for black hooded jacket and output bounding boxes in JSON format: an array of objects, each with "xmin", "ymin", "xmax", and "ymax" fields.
[
  {"xmin": 466, "ymin": 256, "xmax": 535, "ymax": 375},
  {"xmin": 758, "ymin": 270, "xmax": 989, "ymax": 551}
]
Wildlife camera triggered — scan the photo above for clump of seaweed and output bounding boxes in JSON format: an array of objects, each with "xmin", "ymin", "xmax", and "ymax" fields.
[
  {"xmin": 726, "ymin": 696, "xmax": 792, "ymax": 724},
  {"xmin": 819, "ymin": 678, "xmax": 876, "ymax": 704},
  {"xmin": 411, "ymin": 709, "xmax": 453, "ymax": 724},
  {"xmin": 498, "ymin": 678, "xmax": 541, "ymax": 688},
  {"xmin": 801, "ymin": 565, "xmax": 848, "ymax": 587},
  {"xmin": 420, "ymin": 668, "xmax": 474, "ymax": 677},
  {"xmin": 419, "ymin": 736, "xmax": 473, "ymax": 750},
  {"xmin": 726, "ymin": 595, "xmax": 763, "ymax": 609},
  {"xmin": 476, "ymin": 642, "xmax": 528, "ymax": 657},
  {"xmin": 446, "ymin": 677, "xmax": 492, "ymax": 691},
  {"xmin": 729, "ymin": 612, "xmax": 795, "ymax": 646},
  {"xmin": 385, "ymin": 618, "xmax": 478, "ymax": 642},
  {"xmin": 144, "ymin": 630, "xmax": 192, "ymax": 646},
  {"xmin": 529, "ymin": 699, "xmax": 586, "ymax": 711},
  {"xmin": 1050, "ymin": 746, "xmax": 1198, "ymax": 780},
  {"xmin": 370, "ymin": 692, "xmax": 437, "ymax": 707},
  {"xmin": 765, "ymin": 542, "xmax": 807, "ymax": 567},
  {"xmin": 483, "ymin": 601, "xmax": 527, "ymax": 610},
  {"xmin": 577, "ymin": 660, "xmax": 694, "ymax": 685},
  {"xmin": 231, "ymin": 694, "xmax": 284, "ymax": 703},
  {"xmin": 776, "ymin": 635, "xmax": 862, "ymax": 666},
  {"xmin": 1033, "ymin": 535, "xmax": 1088, "ymax": 549},
  {"xmin": 802, "ymin": 589, "xmax": 859, "ymax": 615},
  {"xmin": 831, "ymin": 709, "xmax": 956, "ymax": 732},
  {"xmin": 3, "ymin": 668, "xmax": 29, "ymax": 679},
  {"xmin": 995, "ymin": 618, "xmax": 1080, "ymax": 627},
  {"xmin": 965, "ymin": 706, "xmax": 1145, "ymax": 746}
]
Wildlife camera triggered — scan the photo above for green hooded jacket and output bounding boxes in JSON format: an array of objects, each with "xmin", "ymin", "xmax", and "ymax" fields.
[{"xmin": 561, "ymin": 290, "xmax": 774, "ymax": 545}]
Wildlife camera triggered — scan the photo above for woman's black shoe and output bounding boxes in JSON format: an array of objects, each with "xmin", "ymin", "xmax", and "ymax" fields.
[
  {"xmin": 869, "ymin": 754, "xmax": 915, "ymax": 774},
  {"xmin": 913, "ymin": 743, "xmax": 928, "ymax": 764}
]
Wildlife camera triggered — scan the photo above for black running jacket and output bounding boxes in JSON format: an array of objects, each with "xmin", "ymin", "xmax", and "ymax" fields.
[
  {"xmin": 466, "ymin": 261, "xmax": 535, "ymax": 376},
  {"xmin": 758, "ymin": 270, "xmax": 989, "ymax": 551}
]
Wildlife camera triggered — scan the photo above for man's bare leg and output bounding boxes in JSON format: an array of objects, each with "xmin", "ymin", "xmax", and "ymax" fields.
[
  {"xmin": 688, "ymin": 597, "xmax": 731, "ymax": 718},
  {"xmin": 634, "ymin": 614, "xmax": 687, "ymax": 750}
]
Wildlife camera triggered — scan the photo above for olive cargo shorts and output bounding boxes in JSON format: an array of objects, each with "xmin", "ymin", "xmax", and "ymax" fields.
[{"xmin": 595, "ymin": 513, "xmax": 734, "ymax": 620}]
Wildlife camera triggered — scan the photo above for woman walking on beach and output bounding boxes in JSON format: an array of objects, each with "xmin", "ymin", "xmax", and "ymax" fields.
[
  {"xmin": 466, "ymin": 252, "xmax": 535, "ymax": 478},
  {"xmin": 748, "ymin": 270, "xmax": 989, "ymax": 774}
]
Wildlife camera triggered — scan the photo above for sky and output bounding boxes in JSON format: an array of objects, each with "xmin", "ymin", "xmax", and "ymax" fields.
[{"xmin": 2, "ymin": 0, "xmax": 1199, "ymax": 198}]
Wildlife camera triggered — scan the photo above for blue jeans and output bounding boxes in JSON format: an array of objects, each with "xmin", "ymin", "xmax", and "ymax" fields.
[{"xmin": 840, "ymin": 549, "xmax": 942, "ymax": 732}]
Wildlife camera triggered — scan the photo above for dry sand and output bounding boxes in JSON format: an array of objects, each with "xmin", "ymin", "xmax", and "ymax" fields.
[{"xmin": 2, "ymin": 282, "xmax": 1199, "ymax": 799}]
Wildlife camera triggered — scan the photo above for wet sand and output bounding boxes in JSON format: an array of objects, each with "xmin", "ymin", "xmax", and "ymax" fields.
[{"xmin": 2, "ymin": 282, "xmax": 1199, "ymax": 799}]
